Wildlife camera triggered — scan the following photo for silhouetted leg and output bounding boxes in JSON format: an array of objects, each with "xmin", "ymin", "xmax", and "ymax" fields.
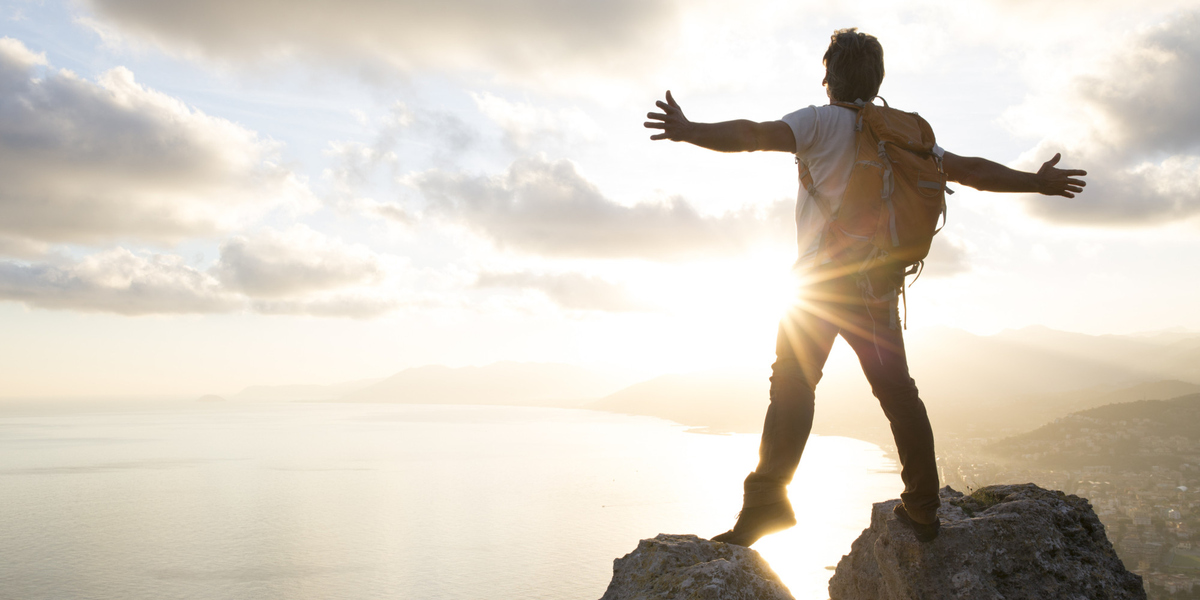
[
  {"xmin": 743, "ymin": 299, "xmax": 839, "ymax": 508},
  {"xmin": 838, "ymin": 291, "xmax": 940, "ymax": 523}
]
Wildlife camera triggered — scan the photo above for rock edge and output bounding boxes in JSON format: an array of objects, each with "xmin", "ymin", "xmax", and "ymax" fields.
[
  {"xmin": 829, "ymin": 484, "xmax": 1146, "ymax": 600},
  {"xmin": 600, "ymin": 533, "xmax": 794, "ymax": 600}
]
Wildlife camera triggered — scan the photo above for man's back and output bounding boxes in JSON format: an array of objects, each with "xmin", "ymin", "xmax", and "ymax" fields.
[{"xmin": 782, "ymin": 104, "xmax": 858, "ymax": 265}]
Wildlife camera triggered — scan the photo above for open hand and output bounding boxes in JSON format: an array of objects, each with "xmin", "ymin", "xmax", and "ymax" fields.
[
  {"xmin": 644, "ymin": 90, "xmax": 693, "ymax": 142},
  {"xmin": 1036, "ymin": 153, "xmax": 1087, "ymax": 198}
]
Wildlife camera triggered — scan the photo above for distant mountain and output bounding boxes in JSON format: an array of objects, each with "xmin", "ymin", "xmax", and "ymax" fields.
[
  {"xmin": 340, "ymin": 362, "xmax": 633, "ymax": 407},
  {"xmin": 233, "ymin": 378, "xmax": 384, "ymax": 401},
  {"xmin": 986, "ymin": 393, "xmax": 1200, "ymax": 470},
  {"xmin": 929, "ymin": 378, "xmax": 1200, "ymax": 439},
  {"xmin": 848, "ymin": 326, "xmax": 1200, "ymax": 438},
  {"xmin": 906, "ymin": 325, "xmax": 1194, "ymax": 401},
  {"xmin": 225, "ymin": 326, "xmax": 1200, "ymax": 445},
  {"xmin": 584, "ymin": 327, "xmax": 1200, "ymax": 442},
  {"xmin": 1032, "ymin": 379, "xmax": 1200, "ymax": 416}
]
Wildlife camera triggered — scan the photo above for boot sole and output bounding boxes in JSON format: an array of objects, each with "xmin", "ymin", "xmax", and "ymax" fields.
[{"xmin": 711, "ymin": 504, "xmax": 797, "ymax": 547}]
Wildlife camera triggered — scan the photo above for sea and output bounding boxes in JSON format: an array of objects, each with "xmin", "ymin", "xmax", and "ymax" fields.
[{"xmin": 0, "ymin": 401, "xmax": 900, "ymax": 600}]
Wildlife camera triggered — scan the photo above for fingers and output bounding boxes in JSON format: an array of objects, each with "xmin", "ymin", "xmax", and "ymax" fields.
[
  {"xmin": 655, "ymin": 100, "xmax": 680, "ymax": 114},
  {"xmin": 1048, "ymin": 180, "xmax": 1085, "ymax": 196},
  {"xmin": 1042, "ymin": 153, "xmax": 1087, "ymax": 199},
  {"xmin": 648, "ymin": 91, "xmax": 684, "ymax": 142}
]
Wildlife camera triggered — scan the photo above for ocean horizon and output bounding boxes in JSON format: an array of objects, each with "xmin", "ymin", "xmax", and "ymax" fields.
[{"xmin": 0, "ymin": 400, "xmax": 900, "ymax": 599}]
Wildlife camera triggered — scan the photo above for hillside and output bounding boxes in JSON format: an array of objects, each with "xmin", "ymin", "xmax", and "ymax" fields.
[{"xmin": 986, "ymin": 393, "xmax": 1200, "ymax": 470}]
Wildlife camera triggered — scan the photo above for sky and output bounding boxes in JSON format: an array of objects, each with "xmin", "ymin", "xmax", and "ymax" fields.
[{"xmin": 0, "ymin": 0, "xmax": 1198, "ymax": 397}]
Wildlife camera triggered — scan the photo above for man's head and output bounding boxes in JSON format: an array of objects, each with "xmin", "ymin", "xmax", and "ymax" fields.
[{"xmin": 822, "ymin": 28, "xmax": 884, "ymax": 103}]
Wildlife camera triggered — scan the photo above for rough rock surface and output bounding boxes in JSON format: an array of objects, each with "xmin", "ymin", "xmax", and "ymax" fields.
[
  {"xmin": 829, "ymin": 484, "xmax": 1146, "ymax": 600},
  {"xmin": 599, "ymin": 533, "xmax": 794, "ymax": 600}
]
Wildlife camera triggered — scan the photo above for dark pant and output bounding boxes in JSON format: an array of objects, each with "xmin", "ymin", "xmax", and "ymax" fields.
[{"xmin": 742, "ymin": 267, "xmax": 940, "ymax": 522}]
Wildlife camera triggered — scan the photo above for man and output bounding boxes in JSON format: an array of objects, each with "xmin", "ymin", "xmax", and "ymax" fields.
[{"xmin": 643, "ymin": 28, "xmax": 1086, "ymax": 545}]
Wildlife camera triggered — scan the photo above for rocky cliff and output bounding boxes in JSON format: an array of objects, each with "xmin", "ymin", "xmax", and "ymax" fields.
[
  {"xmin": 829, "ymin": 484, "xmax": 1145, "ymax": 600},
  {"xmin": 599, "ymin": 533, "xmax": 793, "ymax": 600},
  {"xmin": 601, "ymin": 484, "xmax": 1144, "ymax": 600}
]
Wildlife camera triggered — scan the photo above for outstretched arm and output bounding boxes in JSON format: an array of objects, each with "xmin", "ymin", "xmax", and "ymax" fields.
[
  {"xmin": 643, "ymin": 90, "xmax": 795, "ymax": 153},
  {"xmin": 943, "ymin": 152, "xmax": 1087, "ymax": 198}
]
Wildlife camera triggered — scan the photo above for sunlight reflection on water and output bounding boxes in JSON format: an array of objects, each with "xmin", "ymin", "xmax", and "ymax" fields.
[{"xmin": 0, "ymin": 401, "xmax": 899, "ymax": 600}]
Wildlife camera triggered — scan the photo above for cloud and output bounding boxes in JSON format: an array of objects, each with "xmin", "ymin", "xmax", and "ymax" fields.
[
  {"xmin": 921, "ymin": 233, "xmax": 971, "ymax": 278},
  {"xmin": 0, "ymin": 36, "xmax": 45, "ymax": 71},
  {"xmin": 323, "ymin": 103, "xmax": 475, "ymax": 224},
  {"xmin": 0, "ymin": 37, "xmax": 312, "ymax": 249},
  {"xmin": 0, "ymin": 235, "xmax": 48, "ymax": 259},
  {"xmin": 212, "ymin": 225, "xmax": 384, "ymax": 298},
  {"xmin": 476, "ymin": 271, "xmax": 653, "ymax": 312},
  {"xmin": 0, "ymin": 248, "xmax": 238, "ymax": 315},
  {"xmin": 0, "ymin": 227, "xmax": 392, "ymax": 316},
  {"xmin": 1009, "ymin": 11, "xmax": 1200, "ymax": 225},
  {"xmin": 249, "ymin": 296, "xmax": 399, "ymax": 319},
  {"xmin": 80, "ymin": 0, "xmax": 679, "ymax": 81},
  {"xmin": 348, "ymin": 102, "xmax": 477, "ymax": 168},
  {"xmin": 415, "ymin": 155, "xmax": 792, "ymax": 260},
  {"xmin": 1078, "ymin": 17, "xmax": 1200, "ymax": 157}
]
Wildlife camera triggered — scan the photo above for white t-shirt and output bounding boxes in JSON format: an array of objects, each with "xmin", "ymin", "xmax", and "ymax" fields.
[{"xmin": 781, "ymin": 104, "xmax": 944, "ymax": 267}]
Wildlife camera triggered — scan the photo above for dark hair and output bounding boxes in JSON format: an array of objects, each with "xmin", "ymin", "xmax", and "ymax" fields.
[{"xmin": 822, "ymin": 28, "xmax": 885, "ymax": 103}]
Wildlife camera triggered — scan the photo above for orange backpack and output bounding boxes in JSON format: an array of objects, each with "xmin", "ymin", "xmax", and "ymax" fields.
[{"xmin": 798, "ymin": 98, "xmax": 948, "ymax": 287}]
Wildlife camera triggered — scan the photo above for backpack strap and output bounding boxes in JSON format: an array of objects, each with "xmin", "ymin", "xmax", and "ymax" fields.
[
  {"xmin": 797, "ymin": 157, "xmax": 834, "ymax": 221},
  {"xmin": 831, "ymin": 100, "xmax": 866, "ymax": 132},
  {"xmin": 797, "ymin": 156, "xmax": 838, "ymax": 272},
  {"xmin": 798, "ymin": 101, "xmax": 866, "ymax": 220}
]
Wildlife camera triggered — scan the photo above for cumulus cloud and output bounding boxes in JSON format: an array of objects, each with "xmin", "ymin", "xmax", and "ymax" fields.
[
  {"xmin": 0, "ymin": 227, "xmax": 392, "ymax": 316},
  {"xmin": 212, "ymin": 225, "xmax": 383, "ymax": 298},
  {"xmin": 0, "ymin": 37, "xmax": 312, "ymax": 248},
  {"xmin": 416, "ymin": 156, "xmax": 792, "ymax": 260},
  {"xmin": 80, "ymin": 0, "xmax": 678, "ymax": 81},
  {"xmin": 476, "ymin": 271, "xmax": 653, "ymax": 312},
  {"xmin": 1010, "ymin": 11, "xmax": 1200, "ymax": 225},
  {"xmin": 0, "ymin": 248, "xmax": 237, "ymax": 315},
  {"xmin": 0, "ymin": 36, "xmax": 45, "ymax": 71}
]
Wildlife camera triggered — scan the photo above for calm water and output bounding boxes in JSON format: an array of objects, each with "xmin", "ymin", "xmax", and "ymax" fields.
[{"xmin": 0, "ymin": 401, "xmax": 899, "ymax": 600}]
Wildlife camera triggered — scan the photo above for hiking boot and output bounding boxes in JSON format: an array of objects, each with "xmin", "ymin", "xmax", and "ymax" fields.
[
  {"xmin": 893, "ymin": 502, "xmax": 939, "ymax": 542},
  {"xmin": 710, "ymin": 500, "xmax": 797, "ymax": 547}
]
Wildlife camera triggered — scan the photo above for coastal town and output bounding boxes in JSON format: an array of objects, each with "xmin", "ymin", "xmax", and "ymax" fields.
[{"xmin": 937, "ymin": 395, "xmax": 1200, "ymax": 599}]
